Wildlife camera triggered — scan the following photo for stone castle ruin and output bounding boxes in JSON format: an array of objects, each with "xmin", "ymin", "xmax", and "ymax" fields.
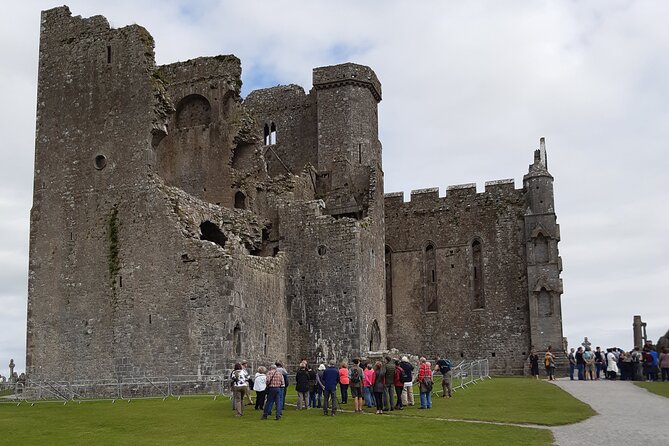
[{"xmin": 27, "ymin": 6, "xmax": 564, "ymax": 381}]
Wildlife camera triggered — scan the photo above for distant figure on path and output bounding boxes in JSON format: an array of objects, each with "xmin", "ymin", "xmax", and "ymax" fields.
[
  {"xmin": 575, "ymin": 347, "xmax": 585, "ymax": 380},
  {"xmin": 322, "ymin": 360, "xmax": 339, "ymax": 416},
  {"xmin": 660, "ymin": 347, "xmax": 669, "ymax": 382},
  {"xmin": 399, "ymin": 356, "xmax": 415, "ymax": 406},
  {"xmin": 568, "ymin": 348, "xmax": 576, "ymax": 380},
  {"xmin": 606, "ymin": 348, "xmax": 618, "ymax": 380},
  {"xmin": 338, "ymin": 361, "xmax": 349, "ymax": 404},
  {"xmin": 261, "ymin": 364, "xmax": 285, "ymax": 420},
  {"xmin": 583, "ymin": 346, "xmax": 595, "ymax": 380},
  {"xmin": 295, "ymin": 361, "xmax": 310, "ymax": 410},
  {"xmin": 253, "ymin": 366, "xmax": 267, "ymax": 411},
  {"xmin": 435, "ymin": 356, "xmax": 453, "ymax": 397},
  {"xmin": 545, "ymin": 346, "xmax": 556, "ymax": 381}
]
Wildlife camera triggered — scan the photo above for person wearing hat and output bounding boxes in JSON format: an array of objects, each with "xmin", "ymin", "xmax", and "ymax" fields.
[
  {"xmin": 399, "ymin": 356, "xmax": 415, "ymax": 406},
  {"xmin": 315, "ymin": 364, "xmax": 326, "ymax": 408}
]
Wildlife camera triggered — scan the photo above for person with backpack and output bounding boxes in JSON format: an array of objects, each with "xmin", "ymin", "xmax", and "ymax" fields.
[
  {"xmin": 349, "ymin": 358, "xmax": 365, "ymax": 413},
  {"xmin": 399, "ymin": 356, "xmax": 414, "ymax": 406},
  {"xmin": 393, "ymin": 359, "xmax": 404, "ymax": 410},
  {"xmin": 417, "ymin": 357, "xmax": 433, "ymax": 409},
  {"xmin": 435, "ymin": 356, "xmax": 452, "ymax": 397}
]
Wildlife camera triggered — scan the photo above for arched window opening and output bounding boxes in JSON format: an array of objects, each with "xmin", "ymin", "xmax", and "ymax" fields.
[
  {"xmin": 200, "ymin": 221, "xmax": 227, "ymax": 249},
  {"xmin": 534, "ymin": 233, "xmax": 549, "ymax": 264},
  {"xmin": 233, "ymin": 324, "xmax": 242, "ymax": 357},
  {"xmin": 538, "ymin": 288, "xmax": 553, "ymax": 317},
  {"xmin": 425, "ymin": 244, "xmax": 437, "ymax": 312},
  {"xmin": 472, "ymin": 239, "xmax": 485, "ymax": 309},
  {"xmin": 263, "ymin": 123, "xmax": 270, "ymax": 145},
  {"xmin": 234, "ymin": 191, "xmax": 246, "ymax": 210},
  {"xmin": 270, "ymin": 122, "xmax": 277, "ymax": 145},
  {"xmin": 175, "ymin": 94, "xmax": 211, "ymax": 128},
  {"xmin": 369, "ymin": 320, "xmax": 381, "ymax": 352},
  {"xmin": 385, "ymin": 246, "xmax": 393, "ymax": 315}
]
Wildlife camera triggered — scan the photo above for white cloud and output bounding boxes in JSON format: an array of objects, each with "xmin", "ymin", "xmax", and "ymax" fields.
[{"xmin": 1, "ymin": 0, "xmax": 668, "ymax": 376}]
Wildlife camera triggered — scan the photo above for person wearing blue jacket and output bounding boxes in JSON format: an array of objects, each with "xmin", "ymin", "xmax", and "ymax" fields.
[{"xmin": 322, "ymin": 359, "xmax": 340, "ymax": 416}]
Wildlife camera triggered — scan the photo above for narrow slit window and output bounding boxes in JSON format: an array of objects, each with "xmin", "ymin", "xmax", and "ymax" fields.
[
  {"xmin": 472, "ymin": 239, "xmax": 485, "ymax": 309},
  {"xmin": 107, "ymin": 46, "xmax": 112, "ymax": 64},
  {"xmin": 425, "ymin": 244, "xmax": 437, "ymax": 312}
]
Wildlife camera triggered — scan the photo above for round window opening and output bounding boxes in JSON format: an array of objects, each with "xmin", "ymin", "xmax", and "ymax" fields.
[
  {"xmin": 94, "ymin": 154, "xmax": 107, "ymax": 170},
  {"xmin": 317, "ymin": 245, "xmax": 327, "ymax": 256}
]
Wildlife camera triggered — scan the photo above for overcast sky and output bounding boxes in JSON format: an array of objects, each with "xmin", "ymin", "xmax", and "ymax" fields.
[{"xmin": 1, "ymin": 1, "xmax": 667, "ymax": 377}]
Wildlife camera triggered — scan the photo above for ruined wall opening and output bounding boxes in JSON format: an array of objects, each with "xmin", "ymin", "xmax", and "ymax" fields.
[
  {"xmin": 234, "ymin": 191, "xmax": 246, "ymax": 210},
  {"xmin": 233, "ymin": 324, "xmax": 242, "ymax": 357},
  {"xmin": 270, "ymin": 122, "xmax": 277, "ymax": 145},
  {"xmin": 385, "ymin": 245, "xmax": 393, "ymax": 315},
  {"xmin": 425, "ymin": 243, "xmax": 437, "ymax": 312},
  {"xmin": 264, "ymin": 122, "xmax": 277, "ymax": 145},
  {"xmin": 200, "ymin": 221, "xmax": 227, "ymax": 248},
  {"xmin": 472, "ymin": 239, "xmax": 485, "ymax": 309},
  {"xmin": 538, "ymin": 288, "xmax": 553, "ymax": 316},
  {"xmin": 369, "ymin": 320, "xmax": 381, "ymax": 351},
  {"xmin": 175, "ymin": 94, "xmax": 211, "ymax": 128}
]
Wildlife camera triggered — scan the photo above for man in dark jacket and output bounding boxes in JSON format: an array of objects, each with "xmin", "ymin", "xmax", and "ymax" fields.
[
  {"xmin": 295, "ymin": 361, "xmax": 310, "ymax": 410},
  {"xmin": 383, "ymin": 356, "xmax": 396, "ymax": 411},
  {"xmin": 399, "ymin": 356, "xmax": 415, "ymax": 406},
  {"xmin": 322, "ymin": 359, "xmax": 339, "ymax": 416}
]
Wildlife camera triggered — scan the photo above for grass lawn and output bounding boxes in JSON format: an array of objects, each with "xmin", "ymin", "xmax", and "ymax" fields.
[
  {"xmin": 0, "ymin": 377, "xmax": 591, "ymax": 445},
  {"xmin": 420, "ymin": 376, "xmax": 595, "ymax": 425},
  {"xmin": 634, "ymin": 381, "xmax": 669, "ymax": 398}
]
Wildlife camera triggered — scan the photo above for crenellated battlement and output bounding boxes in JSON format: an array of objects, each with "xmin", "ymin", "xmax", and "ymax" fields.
[{"xmin": 384, "ymin": 178, "xmax": 520, "ymax": 205}]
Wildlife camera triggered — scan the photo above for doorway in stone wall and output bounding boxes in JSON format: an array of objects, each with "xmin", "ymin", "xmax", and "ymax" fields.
[{"xmin": 369, "ymin": 320, "xmax": 381, "ymax": 351}]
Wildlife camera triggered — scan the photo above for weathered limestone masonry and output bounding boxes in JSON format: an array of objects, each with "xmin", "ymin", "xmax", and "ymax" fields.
[
  {"xmin": 27, "ymin": 6, "xmax": 563, "ymax": 382},
  {"xmin": 384, "ymin": 140, "xmax": 564, "ymax": 374}
]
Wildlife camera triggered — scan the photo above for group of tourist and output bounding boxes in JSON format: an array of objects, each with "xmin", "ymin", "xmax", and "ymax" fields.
[
  {"xmin": 229, "ymin": 355, "xmax": 454, "ymax": 419},
  {"xmin": 527, "ymin": 339, "xmax": 669, "ymax": 382}
]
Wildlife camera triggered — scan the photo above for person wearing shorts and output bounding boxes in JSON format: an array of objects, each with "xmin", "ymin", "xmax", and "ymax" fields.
[{"xmin": 349, "ymin": 358, "xmax": 365, "ymax": 413}]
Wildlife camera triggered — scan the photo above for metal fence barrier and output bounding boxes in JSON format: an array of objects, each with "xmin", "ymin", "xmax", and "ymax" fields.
[{"xmin": 0, "ymin": 359, "xmax": 491, "ymax": 404}]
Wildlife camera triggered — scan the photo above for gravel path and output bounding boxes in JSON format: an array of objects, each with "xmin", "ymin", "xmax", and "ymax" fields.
[{"xmin": 550, "ymin": 379, "xmax": 668, "ymax": 446}]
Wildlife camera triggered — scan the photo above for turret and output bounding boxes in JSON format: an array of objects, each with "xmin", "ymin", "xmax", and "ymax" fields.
[{"xmin": 523, "ymin": 138, "xmax": 564, "ymax": 358}]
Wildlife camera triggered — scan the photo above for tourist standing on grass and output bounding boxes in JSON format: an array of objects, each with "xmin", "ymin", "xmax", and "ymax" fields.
[
  {"xmin": 241, "ymin": 360, "xmax": 254, "ymax": 406},
  {"xmin": 372, "ymin": 361, "xmax": 385, "ymax": 414},
  {"xmin": 339, "ymin": 361, "xmax": 349, "ymax": 404},
  {"xmin": 417, "ymin": 357, "xmax": 433, "ymax": 409},
  {"xmin": 435, "ymin": 356, "xmax": 453, "ymax": 397},
  {"xmin": 659, "ymin": 347, "xmax": 669, "ymax": 382},
  {"xmin": 231, "ymin": 363, "xmax": 250, "ymax": 417},
  {"xmin": 583, "ymin": 347, "xmax": 595, "ymax": 380},
  {"xmin": 308, "ymin": 363, "xmax": 318, "ymax": 408},
  {"xmin": 322, "ymin": 360, "xmax": 339, "ymax": 416},
  {"xmin": 315, "ymin": 364, "xmax": 326, "ymax": 408},
  {"xmin": 568, "ymin": 348, "xmax": 576, "ymax": 380},
  {"xmin": 545, "ymin": 346, "xmax": 556, "ymax": 381},
  {"xmin": 528, "ymin": 351, "xmax": 540, "ymax": 379},
  {"xmin": 393, "ymin": 359, "xmax": 404, "ymax": 410},
  {"xmin": 349, "ymin": 358, "xmax": 365, "ymax": 413},
  {"xmin": 261, "ymin": 364, "xmax": 285, "ymax": 420},
  {"xmin": 253, "ymin": 366, "xmax": 267, "ymax": 411},
  {"xmin": 399, "ymin": 356, "xmax": 415, "ymax": 406},
  {"xmin": 295, "ymin": 361, "xmax": 310, "ymax": 410},
  {"xmin": 275, "ymin": 361, "xmax": 289, "ymax": 409},
  {"xmin": 363, "ymin": 362, "xmax": 375, "ymax": 407},
  {"xmin": 383, "ymin": 356, "xmax": 396, "ymax": 411}
]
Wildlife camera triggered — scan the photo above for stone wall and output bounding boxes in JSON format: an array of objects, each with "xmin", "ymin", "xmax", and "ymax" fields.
[{"xmin": 384, "ymin": 181, "xmax": 532, "ymax": 374}]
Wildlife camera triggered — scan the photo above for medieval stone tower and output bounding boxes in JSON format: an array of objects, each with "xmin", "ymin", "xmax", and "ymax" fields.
[{"xmin": 27, "ymin": 6, "xmax": 563, "ymax": 381}]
